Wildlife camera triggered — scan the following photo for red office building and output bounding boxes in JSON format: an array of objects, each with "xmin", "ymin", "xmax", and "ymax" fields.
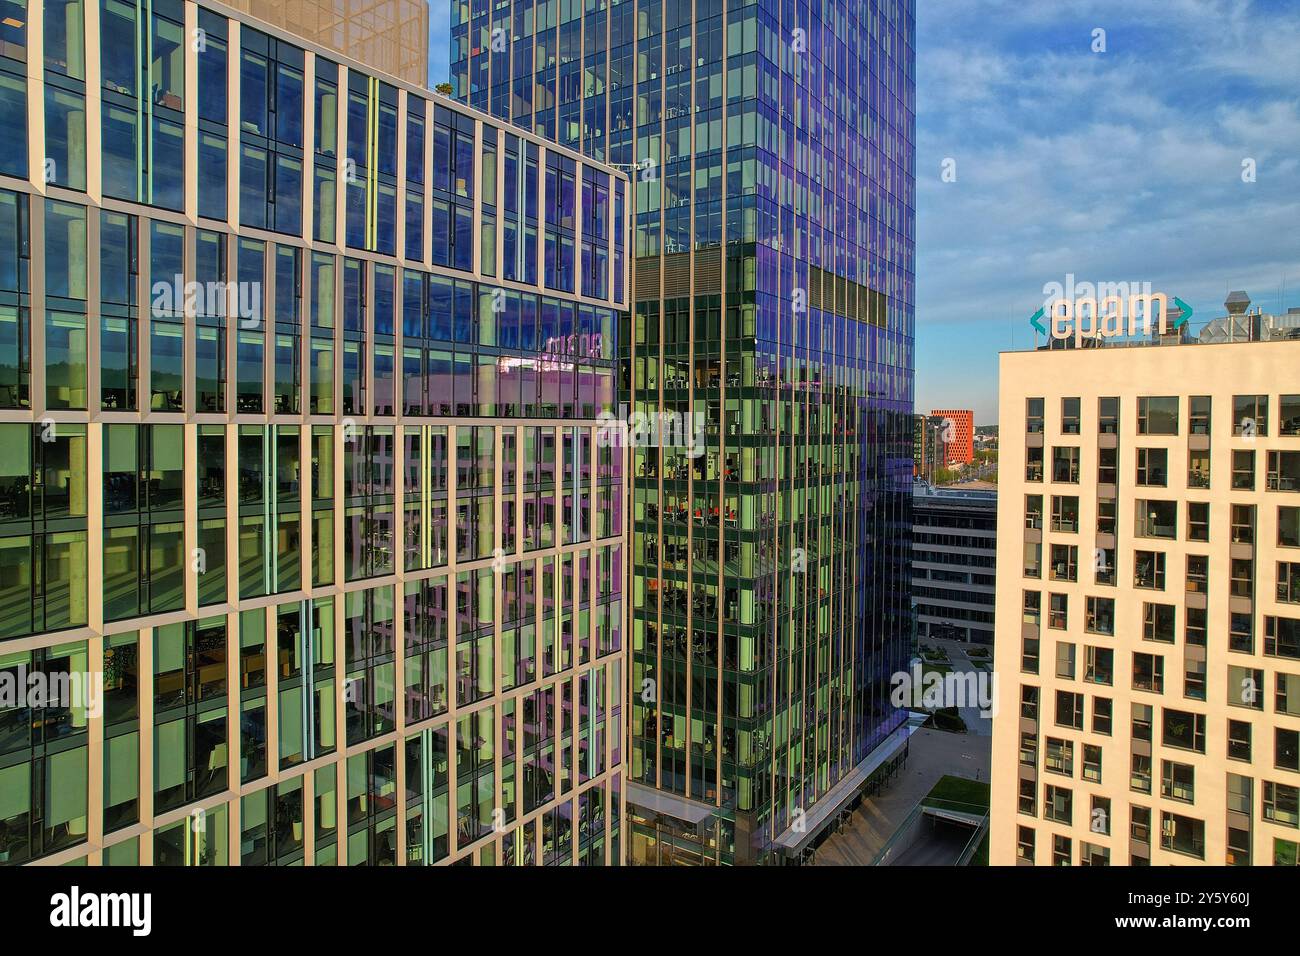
[{"xmin": 930, "ymin": 409, "xmax": 975, "ymax": 466}]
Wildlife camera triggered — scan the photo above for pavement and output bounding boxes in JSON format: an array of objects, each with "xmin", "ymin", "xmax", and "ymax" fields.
[
  {"xmin": 927, "ymin": 637, "xmax": 996, "ymax": 738},
  {"xmin": 811, "ymin": 726, "xmax": 991, "ymax": 866}
]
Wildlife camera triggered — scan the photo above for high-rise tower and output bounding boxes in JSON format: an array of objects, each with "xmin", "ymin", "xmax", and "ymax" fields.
[{"xmin": 453, "ymin": 0, "xmax": 916, "ymax": 864}]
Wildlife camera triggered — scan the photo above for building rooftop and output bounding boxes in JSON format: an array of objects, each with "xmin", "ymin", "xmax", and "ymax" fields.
[
  {"xmin": 1014, "ymin": 291, "xmax": 1300, "ymax": 352},
  {"xmin": 912, "ymin": 481, "xmax": 998, "ymax": 503}
]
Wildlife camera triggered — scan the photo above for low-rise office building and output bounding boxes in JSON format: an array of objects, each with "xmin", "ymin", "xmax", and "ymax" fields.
[{"xmin": 912, "ymin": 482, "xmax": 996, "ymax": 645}]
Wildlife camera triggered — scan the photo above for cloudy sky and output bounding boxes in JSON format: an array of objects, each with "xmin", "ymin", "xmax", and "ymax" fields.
[
  {"xmin": 916, "ymin": 0, "xmax": 1300, "ymax": 422},
  {"xmin": 427, "ymin": 0, "xmax": 1300, "ymax": 424}
]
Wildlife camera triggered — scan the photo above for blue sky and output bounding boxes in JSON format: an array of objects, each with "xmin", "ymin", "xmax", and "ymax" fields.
[
  {"xmin": 917, "ymin": 0, "xmax": 1300, "ymax": 422},
  {"xmin": 428, "ymin": 0, "xmax": 450, "ymax": 83},
  {"xmin": 427, "ymin": 1, "xmax": 1300, "ymax": 424}
]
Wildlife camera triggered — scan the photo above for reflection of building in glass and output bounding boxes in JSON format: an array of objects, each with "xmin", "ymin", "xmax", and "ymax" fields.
[
  {"xmin": 0, "ymin": 0, "xmax": 629, "ymax": 867},
  {"xmin": 453, "ymin": 0, "xmax": 917, "ymax": 864},
  {"xmin": 229, "ymin": 0, "xmax": 430, "ymax": 85},
  {"xmin": 914, "ymin": 414, "xmax": 946, "ymax": 482}
]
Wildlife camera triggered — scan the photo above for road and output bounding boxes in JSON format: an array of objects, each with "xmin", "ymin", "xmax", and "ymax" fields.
[
  {"xmin": 891, "ymin": 817, "xmax": 976, "ymax": 866},
  {"xmin": 812, "ymin": 727, "xmax": 991, "ymax": 866}
]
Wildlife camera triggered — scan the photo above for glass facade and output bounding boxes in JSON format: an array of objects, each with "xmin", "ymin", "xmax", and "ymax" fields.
[
  {"xmin": 453, "ymin": 0, "xmax": 916, "ymax": 863},
  {"xmin": 0, "ymin": 0, "xmax": 628, "ymax": 866}
]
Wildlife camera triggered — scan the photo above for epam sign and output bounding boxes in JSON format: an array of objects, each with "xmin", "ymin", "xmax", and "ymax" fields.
[{"xmin": 1029, "ymin": 281, "xmax": 1193, "ymax": 347}]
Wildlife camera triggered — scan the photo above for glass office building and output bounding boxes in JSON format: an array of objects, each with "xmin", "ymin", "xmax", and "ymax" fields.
[
  {"xmin": 452, "ymin": 0, "xmax": 916, "ymax": 863},
  {"xmin": 0, "ymin": 0, "xmax": 629, "ymax": 866}
]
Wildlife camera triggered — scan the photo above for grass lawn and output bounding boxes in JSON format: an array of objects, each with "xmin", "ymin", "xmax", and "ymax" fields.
[{"xmin": 921, "ymin": 774, "xmax": 991, "ymax": 815}]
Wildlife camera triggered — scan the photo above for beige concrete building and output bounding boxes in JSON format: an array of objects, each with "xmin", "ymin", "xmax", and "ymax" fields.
[{"xmin": 991, "ymin": 323, "xmax": 1300, "ymax": 865}]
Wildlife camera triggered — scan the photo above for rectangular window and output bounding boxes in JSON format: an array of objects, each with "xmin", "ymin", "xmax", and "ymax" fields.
[
  {"xmin": 44, "ymin": 88, "xmax": 87, "ymax": 191},
  {"xmin": 1051, "ymin": 447, "xmax": 1079, "ymax": 483},
  {"xmin": 1263, "ymin": 782, "xmax": 1300, "ymax": 828},
  {"xmin": 1025, "ymin": 445, "xmax": 1043, "ymax": 482},
  {"xmin": 1142, "ymin": 602, "xmax": 1175, "ymax": 643},
  {"xmin": 1085, "ymin": 597, "xmax": 1114, "ymax": 635},
  {"xmin": 1280, "ymin": 507, "xmax": 1300, "ymax": 549},
  {"xmin": 1280, "ymin": 563, "xmax": 1300, "ymax": 604},
  {"xmin": 1099, "ymin": 396, "xmax": 1119, "ymax": 434},
  {"xmin": 1232, "ymin": 449, "xmax": 1255, "ymax": 490},
  {"xmin": 1232, "ymin": 504, "xmax": 1255, "ymax": 545},
  {"xmin": 1061, "ymin": 397, "xmax": 1080, "ymax": 434},
  {"xmin": 1050, "ymin": 495, "xmax": 1078, "ymax": 533},
  {"xmin": 1228, "ymin": 719, "xmax": 1252, "ymax": 761},
  {"xmin": 1092, "ymin": 697, "xmax": 1112, "ymax": 735},
  {"xmin": 1227, "ymin": 665, "xmax": 1265, "ymax": 710},
  {"xmin": 1137, "ymin": 396, "xmax": 1178, "ymax": 435},
  {"xmin": 1082, "ymin": 746, "xmax": 1102, "ymax": 784},
  {"xmin": 1134, "ymin": 551, "xmax": 1165, "ymax": 590},
  {"xmin": 1055, "ymin": 690, "xmax": 1084, "ymax": 730},
  {"xmin": 1135, "ymin": 448, "xmax": 1167, "ymax": 487},
  {"xmin": 1233, "ymin": 394, "xmax": 1268, "ymax": 436},
  {"xmin": 1160, "ymin": 760, "xmax": 1195, "ymax": 802},
  {"xmin": 1162, "ymin": 709, "xmax": 1206, "ymax": 753},
  {"xmin": 1055, "ymin": 642, "xmax": 1075, "ymax": 680},
  {"xmin": 1133, "ymin": 653, "xmax": 1163, "ymax": 694},
  {"xmin": 1281, "ymin": 395, "xmax": 1300, "ymax": 436},
  {"xmin": 1048, "ymin": 592, "xmax": 1067, "ymax": 629},
  {"xmin": 1097, "ymin": 446, "xmax": 1117, "ymax": 485},
  {"xmin": 1049, "ymin": 544, "xmax": 1077, "ymax": 582},
  {"xmin": 1266, "ymin": 616, "xmax": 1300, "ymax": 661},
  {"xmin": 1026, "ymin": 398, "xmax": 1044, "ymax": 433},
  {"xmin": 1268, "ymin": 451, "xmax": 1300, "ymax": 493},
  {"xmin": 1084, "ymin": 646, "xmax": 1112, "ymax": 686},
  {"xmin": 1187, "ymin": 448, "xmax": 1210, "ymax": 488},
  {"xmin": 0, "ymin": 73, "xmax": 27, "ymax": 179},
  {"xmin": 1189, "ymin": 395, "xmax": 1211, "ymax": 435},
  {"xmin": 1134, "ymin": 499, "xmax": 1176, "ymax": 538}
]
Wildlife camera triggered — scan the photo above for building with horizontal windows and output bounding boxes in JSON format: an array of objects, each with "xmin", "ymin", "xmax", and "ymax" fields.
[
  {"xmin": 914, "ymin": 413, "xmax": 945, "ymax": 483},
  {"xmin": 912, "ymin": 482, "xmax": 996, "ymax": 645},
  {"xmin": 451, "ymin": 0, "xmax": 917, "ymax": 864},
  {"xmin": 0, "ymin": 0, "xmax": 630, "ymax": 866},
  {"xmin": 991, "ymin": 317, "xmax": 1300, "ymax": 865}
]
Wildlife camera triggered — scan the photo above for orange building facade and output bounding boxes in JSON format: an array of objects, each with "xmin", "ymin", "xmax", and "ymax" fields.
[{"xmin": 930, "ymin": 409, "xmax": 975, "ymax": 466}]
